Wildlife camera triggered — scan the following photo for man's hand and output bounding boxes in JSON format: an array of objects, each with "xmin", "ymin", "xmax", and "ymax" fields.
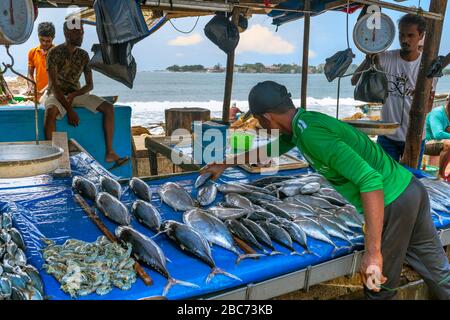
[
  {"xmin": 66, "ymin": 92, "xmax": 77, "ymax": 108},
  {"xmin": 199, "ymin": 162, "xmax": 229, "ymax": 181},
  {"xmin": 67, "ymin": 109, "xmax": 80, "ymax": 127},
  {"xmin": 360, "ymin": 250, "xmax": 387, "ymax": 292}
]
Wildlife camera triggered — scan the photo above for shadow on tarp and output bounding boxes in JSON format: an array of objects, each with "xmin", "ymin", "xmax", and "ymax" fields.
[{"xmin": 0, "ymin": 153, "xmax": 449, "ymax": 300}]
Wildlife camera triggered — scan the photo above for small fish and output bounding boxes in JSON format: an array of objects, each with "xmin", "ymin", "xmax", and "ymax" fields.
[
  {"xmin": 246, "ymin": 210, "xmax": 280, "ymax": 223},
  {"xmin": 0, "ymin": 277, "xmax": 12, "ymax": 300},
  {"xmin": 129, "ymin": 177, "xmax": 152, "ymax": 202},
  {"xmin": 195, "ymin": 172, "xmax": 213, "ymax": 188},
  {"xmin": 294, "ymin": 218, "xmax": 340, "ymax": 253},
  {"xmin": 72, "ymin": 176, "xmax": 97, "ymax": 201},
  {"xmin": 9, "ymin": 228, "xmax": 26, "ymax": 251},
  {"xmin": 96, "ymin": 192, "xmax": 131, "ymax": 225},
  {"xmin": 293, "ymin": 194, "xmax": 336, "ymax": 210},
  {"xmin": 116, "ymin": 226, "xmax": 198, "ymax": 296},
  {"xmin": 197, "ymin": 183, "xmax": 218, "ymax": 207},
  {"xmin": 1, "ymin": 212, "xmax": 13, "ymax": 229},
  {"xmin": 258, "ymin": 221, "xmax": 301, "ymax": 255},
  {"xmin": 100, "ymin": 176, "xmax": 122, "ymax": 199},
  {"xmin": 160, "ymin": 220, "xmax": 241, "ymax": 283},
  {"xmin": 251, "ymin": 200, "xmax": 293, "ymax": 220},
  {"xmin": 132, "ymin": 200, "xmax": 162, "ymax": 232},
  {"xmin": 158, "ymin": 182, "xmax": 195, "ymax": 212},
  {"xmin": 276, "ymin": 218, "xmax": 317, "ymax": 256}
]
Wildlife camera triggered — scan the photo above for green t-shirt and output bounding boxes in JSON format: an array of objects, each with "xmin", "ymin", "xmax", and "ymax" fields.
[{"xmin": 267, "ymin": 108, "xmax": 412, "ymax": 213}]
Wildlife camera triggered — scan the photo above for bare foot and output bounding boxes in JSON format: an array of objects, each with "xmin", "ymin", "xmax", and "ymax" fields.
[{"xmin": 106, "ymin": 152, "xmax": 121, "ymax": 163}]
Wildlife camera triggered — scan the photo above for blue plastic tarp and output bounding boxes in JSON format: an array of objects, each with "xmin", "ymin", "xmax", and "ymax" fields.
[{"xmin": 1, "ymin": 152, "xmax": 449, "ymax": 300}]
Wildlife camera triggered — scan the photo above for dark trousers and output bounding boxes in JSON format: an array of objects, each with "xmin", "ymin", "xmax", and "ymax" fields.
[
  {"xmin": 377, "ymin": 135, "xmax": 425, "ymax": 169},
  {"xmin": 364, "ymin": 177, "xmax": 450, "ymax": 300}
]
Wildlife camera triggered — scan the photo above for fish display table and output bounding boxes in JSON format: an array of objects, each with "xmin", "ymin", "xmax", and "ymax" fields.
[{"xmin": 0, "ymin": 152, "xmax": 449, "ymax": 300}]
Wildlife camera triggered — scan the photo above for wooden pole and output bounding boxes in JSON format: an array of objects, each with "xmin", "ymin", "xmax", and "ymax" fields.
[
  {"xmin": 74, "ymin": 194, "xmax": 154, "ymax": 286},
  {"xmin": 301, "ymin": 0, "xmax": 311, "ymax": 109},
  {"xmin": 222, "ymin": 9, "xmax": 241, "ymax": 124},
  {"xmin": 401, "ymin": 0, "xmax": 447, "ymax": 168}
]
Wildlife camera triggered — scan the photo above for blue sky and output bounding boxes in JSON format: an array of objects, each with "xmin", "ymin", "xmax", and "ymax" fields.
[{"xmin": 2, "ymin": 0, "xmax": 449, "ymax": 72}]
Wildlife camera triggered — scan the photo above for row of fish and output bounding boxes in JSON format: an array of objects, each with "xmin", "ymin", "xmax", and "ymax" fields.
[
  {"xmin": 0, "ymin": 211, "xmax": 44, "ymax": 300},
  {"xmin": 42, "ymin": 236, "xmax": 137, "ymax": 298}
]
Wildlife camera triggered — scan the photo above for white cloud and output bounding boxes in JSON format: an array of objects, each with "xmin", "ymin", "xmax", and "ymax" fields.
[
  {"xmin": 236, "ymin": 25, "xmax": 295, "ymax": 55},
  {"xmin": 309, "ymin": 50, "xmax": 317, "ymax": 58},
  {"xmin": 168, "ymin": 33, "xmax": 203, "ymax": 46}
]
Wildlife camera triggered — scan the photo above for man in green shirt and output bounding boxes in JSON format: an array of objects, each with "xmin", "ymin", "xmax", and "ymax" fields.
[
  {"xmin": 201, "ymin": 81, "xmax": 450, "ymax": 299},
  {"xmin": 425, "ymin": 94, "xmax": 450, "ymax": 180}
]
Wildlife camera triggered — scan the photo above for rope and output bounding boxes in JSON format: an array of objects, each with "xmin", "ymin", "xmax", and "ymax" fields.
[{"xmin": 169, "ymin": 16, "xmax": 200, "ymax": 34}]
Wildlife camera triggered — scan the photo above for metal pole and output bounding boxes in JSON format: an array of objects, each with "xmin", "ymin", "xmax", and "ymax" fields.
[
  {"xmin": 222, "ymin": 9, "xmax": 240, "ymax": 124},
  {"xmin": 301, "ymin": 0, "xmax": 311, "ymax": 109},
  {"xmin": 401, "ymin": 0, "xmax": 447, "ymax": 168}
]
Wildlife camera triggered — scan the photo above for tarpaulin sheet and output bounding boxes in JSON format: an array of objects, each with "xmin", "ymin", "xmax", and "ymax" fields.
[{"xmin": 1, "ymin": 152, "xmax": 449, "ymax": 300}]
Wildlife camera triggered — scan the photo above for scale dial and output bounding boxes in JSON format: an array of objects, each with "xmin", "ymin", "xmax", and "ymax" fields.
[
  {"xmin": 353, "ymin": 13, "xmax": 395, "ymax": 54},
  {"xmin": 0, "ymin": 0, "xmax": 34, "ymax": 45}
]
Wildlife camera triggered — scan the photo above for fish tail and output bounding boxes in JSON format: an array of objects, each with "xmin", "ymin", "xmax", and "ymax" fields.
[
  {"xmin": 163, "ymin": 277, "xmax": 199, "ymax": 296},
  {"xmin": 290, "ymin": 251, "xmax": 305, "ymax": 256},
  {"xmin": 235, "ymin": 253, "xmax": 264, "ymax": 264},
  {"xmin": 207, "ymin": 268, "xmax": 242, "ymax": 284},
  {"xmin": 269, "ymin": 250, "xmax": 284, "ymax": 256}
]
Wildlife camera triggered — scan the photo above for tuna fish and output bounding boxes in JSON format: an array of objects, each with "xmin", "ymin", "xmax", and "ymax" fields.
[
  {"xmin": 300, "ymin": 182, "xmax": 321, "ymax": 195},
  {"xmin": 293, "ymin": 194, "xmax": 336, "ymax": 210},
  {"xmin": 9, "ymin": 228, "xmax": 26, "ymax": 251},
  {"xmin": 275, "ymin": 218, "xmax": 316, "ymax": 256},
  {"xmin": 250, "ymin": 200, "xmax": 293, "ymax": 220},
  {"xmin": 132, "ymin": 200, "xmax": 162, "ymax": 232},
  {"xmin": 257, "ymin": 221, "xmax": 301, "ymax": 255},
  {"xmin": 240, "ymin": 218, "xmax": 282, "ymax": 255},
  {"xmin": 160, "ymin": 220, "xmax": 241, "ymax": 283},
  {"xmin": 224, "ymin": 219, "xmax": 265, "ymax": 252},
  {"xmin": 72, "ymin": 176, "xmax": 97, "ymax": 201},
  {"xmin": 224, "ymin": 193, "xmax": 254, "ymax": 210},
  {"xmin": 129, "ymin": 177, "xmax": 152, "ymax": 202},
  {"xmin": 157, "ymin": 182, "xmax": 195, "ymax": 212},
  {"xmin": 116, "ymin": 226, "xmax": 198, "ymax": 296},
  {"xmin": 195, "ymin": 172, "xmax": 213, "ymax": 189},
  {"xmin": 95, "ymin": 192, "xmax": 131, "ymax": 225},
  {"xmin": 197, "ymin": 183, "xmax": 218, "ymax": 207},
  {"xmin": 183, "ymin": 209, "xmax": 261, "ymax": 263},
  {"xmin": 294, "ymin": 218, "xmax": 340, "ymax": 253},
  {"xmin": 207, "ymin": 207, "xmax": 250, "ymax": 221},
  {"xmin": 100, "ymin": 176, "xmax": 122, "ymax": 199}
]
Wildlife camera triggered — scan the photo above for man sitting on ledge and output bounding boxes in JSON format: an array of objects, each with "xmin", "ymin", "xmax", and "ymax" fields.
[{"xmin": 44, "ymin": 20, "xmax": 128, "ymax": 168}]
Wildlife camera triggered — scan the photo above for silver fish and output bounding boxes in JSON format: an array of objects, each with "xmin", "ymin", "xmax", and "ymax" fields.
[
  {"xmin": 207, "ymin": 207, "xmax": 250, "ymax": 220},
  {"xmin": 318, "ymin": 188, "xmax": 348, "ymax": 203},
  {"xmin": 225, "ymin": 219, "xmax": 265, "ymax": 252},
  {"xmin": 315, "ymin": 209, "xmax": 355, "ymax": 235},
  {"xmin": 96, "ymin": 192, "xmax": 131, "ymax": 225},
  {"xmin": 1, "ymin": 212, "xmax": 12, "ymax": 229},
  {"xmin": 250, "ymin": 176, "xmax": 296, "ymax": 187},
  {"xmin": 240, "ymin": 218, "xmax": 282, "ymax": 255},
  {"xmin": 197, "ymin": 184, "xmax": 218, "ymax": 207},
  {"xmin": 9, "ymin": 228, "xmax": 26, "ymax": 250},
  {"xmin": 217, "ymin": 183, "xmax": 253, "ymax": 194},
  {"xmin": 278, "ymin": 184, "xmax": 304, "ymax": 197},
  {"xmin": 195, "ymin": 172, "xmax": 213, "ymax": 188},
  {"xmin": 246, "ymin": 210, "xmax": 280, "ymax": 223},
  {"xmin": 251, "ymin": 200, "xmax": 293, "ymax": 220},
  {"xmin": 157, "ymin": 182, "xmax": 195, "ymax": 212},
  {"xmin": 293, "ymin": 194, "xmax": 336, "ymax": 210},
  {"xmin": 116, "ymin": 226, "xmax": 198, "ymax": 296},
  {"xmin": 224, "ymin": 193, "xmax": 254, "ymax": 210},
  {"xmin": 100, "ymin": 176, "xmax": 122, "ymax": 199},
  {"xmin": 335, "ymin": 207, "xmax": 363, "ymax": 229},
  {"xmin": 160, "ymin": 220, "xmax": 241, "ymax": 283},
  {"xmin": 183, "ymin": 209, "xmax": 261, "ymax": 263},
  {"xmin": 21, "ymin": 265, "xmax": 44, "ymax": 296},
  {"xmin": 300, "ymin": 182, "xmax": 321, "ymax": 195},
  {"xmin": 257, "ymin": 221, "xmax": 300, "ymax": 255},
  {"xmin": 0, "ymin": 277, "xmax": 12, "ymax": 300},
  {"xmin": 72, "ymin": 176, "xmax": 97, "ymax": 201},
  {"xmin": 294, "ymin": 218, "xmax": 340, "ymax": 253},
  {"xmin": 132, "ymin": 200, "xmax": 162, "ymax": 232},
  {"xmin": 314, "ymin": 193, "xmax": 347, "ymax": 207},
  {"xmin": 276, "ymin": 218, "xmax": 317, "ymax": 256},
  {"xmin": 246, "ymin": 192, "xmax": 280, "ymax": 203},
  {"xmin": 129, "ymin": 177, "xmax": 152, "ymax": 202},
  {"xmin": 313, "ymin": 216, "xmax": 354, "ymax": 245}
]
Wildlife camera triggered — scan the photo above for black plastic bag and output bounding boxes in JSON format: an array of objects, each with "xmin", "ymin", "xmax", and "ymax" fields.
[
  {"xmin": 324, "ymin": 48, "xmax": 355, "ymax": 82},
  {"xmin": 354, "ymin": 69, "xmax": 388, "ymax": 103},
  {"xmin": 204, "ymin": 14, "xmax": 240, "ymax": 54},
  {"xmin": 89, "ymin": 44, "xmax": 137, "ymax": 89}
]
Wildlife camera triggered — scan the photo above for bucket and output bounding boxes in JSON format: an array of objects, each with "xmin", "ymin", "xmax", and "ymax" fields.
[{"xmin": 192, "ymin": 121, "xmax": 228, "ymax": 166}]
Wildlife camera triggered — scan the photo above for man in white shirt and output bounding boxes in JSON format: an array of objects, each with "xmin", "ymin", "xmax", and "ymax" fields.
[{"xmin": 352, "ymin": 14, "xmax": 435, "ymax": 167}]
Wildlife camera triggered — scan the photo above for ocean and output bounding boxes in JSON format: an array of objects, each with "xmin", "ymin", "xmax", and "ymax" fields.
[{"xmin": 8, "ymin": 71, "xmax": 450, "ymax": 132}]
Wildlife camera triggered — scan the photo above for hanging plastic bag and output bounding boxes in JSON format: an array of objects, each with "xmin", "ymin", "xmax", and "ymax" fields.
[
  {"xmin": 204, "ymin": 14, "xmax": 240, "ymax": 54},
  {"xmin": 324, "ymin": 48, "xmax": 355, "ymax": 82},
  {"xmin": 354, "ymin": 69, "xmax": 388, "ymax": 103},
  {"xmin": 89, "ymin": 44, "xmax": 137, "ymax": 89}
]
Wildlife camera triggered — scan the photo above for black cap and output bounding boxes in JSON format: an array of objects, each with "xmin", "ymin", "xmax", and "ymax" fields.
[{"xmin": 248, "ymin": 81, "xmax": 294, "ymax": 115}]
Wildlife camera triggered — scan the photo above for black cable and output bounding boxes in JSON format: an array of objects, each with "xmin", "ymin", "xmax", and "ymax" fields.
[{"xmin": 169, "ymin": 16, "xmax": 200, "ymax": 34}]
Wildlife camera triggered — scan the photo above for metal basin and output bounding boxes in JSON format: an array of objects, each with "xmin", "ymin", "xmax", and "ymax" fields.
[
  {"xmin": 0, "ymin": 144, "xmax": 63, "ymax": 178},
  {"xmin": 343, "ymin": 120, "xmax": 400, "ymax": 136}
]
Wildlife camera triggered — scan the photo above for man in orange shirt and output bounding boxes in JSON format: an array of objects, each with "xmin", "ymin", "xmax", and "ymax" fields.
[{"xmin": 27, "ymin": 22, "xmax": 55, "ymax": 98}]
